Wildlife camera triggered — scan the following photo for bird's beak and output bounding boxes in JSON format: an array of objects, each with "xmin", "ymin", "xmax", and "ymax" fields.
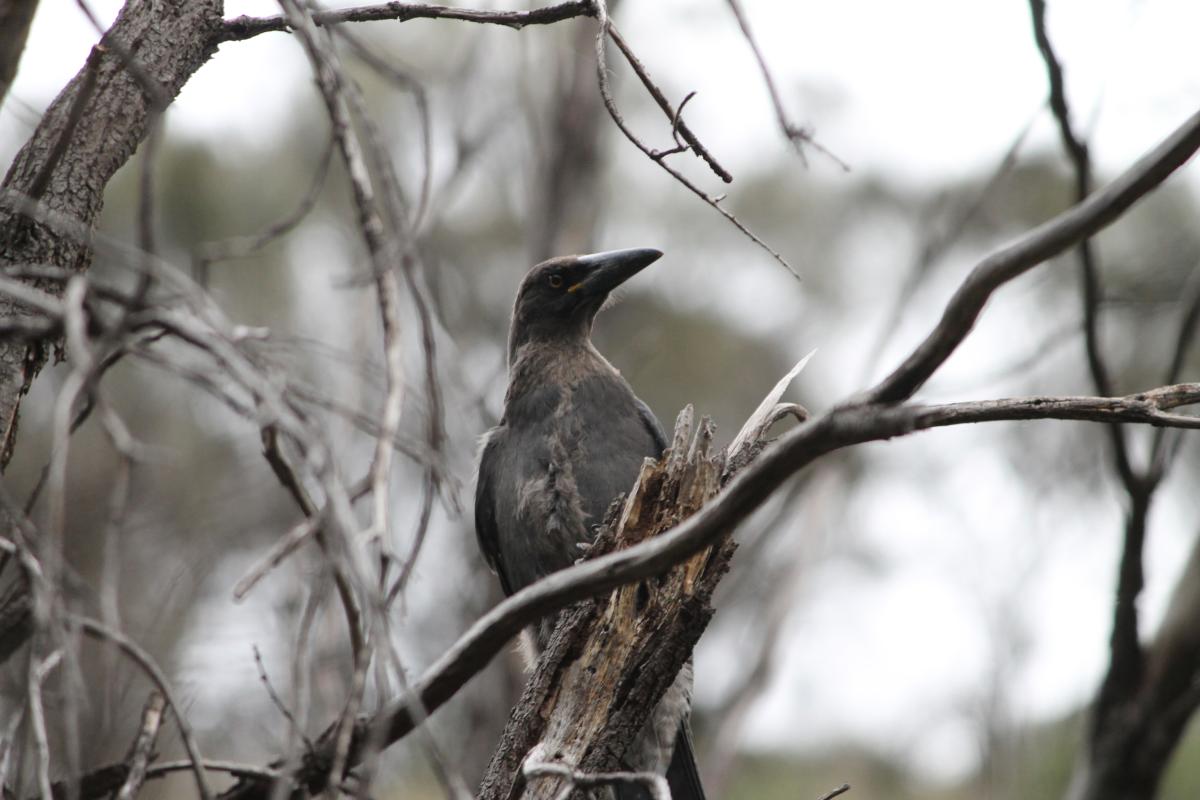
[{"xmin": 568, "ymin": 247, "xmax": 663, "ymax": 298}]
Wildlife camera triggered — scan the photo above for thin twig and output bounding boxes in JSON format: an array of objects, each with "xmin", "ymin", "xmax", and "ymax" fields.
[
  {"xmin": 1028, "ymin": 0, "xmax": 1149, "ymax": 740},
  {"xmin": 606, "ymin": 26, "xmax": 732, "ymax": 182},
  {"xmin": 252, "ymin": 645, "xmax": 315, "ymax": 753},
  {"xmin": 113, "ymin": 692, "xmax": 166, "ymax": 800},
  {"xmin": 816, "ymin": 783, "xmax": 852, "ymax": 800},
  {"xmin": 73, "ymin": 615, "xmax": 215, "ymax": 800},
  {"xmin": 723, "ymin": 0, "xmax": 847, "ymax": 170},
  {"xmin": 194, "ymin": 135, "xmax": 337, "ymax": 283},
  {"xmin": 27, "ymin": 648, "xmax": 62, "ymax": 800},
  {"xmin": 593, "ymin": 8, "xmax": 800, "ymax": 279}
]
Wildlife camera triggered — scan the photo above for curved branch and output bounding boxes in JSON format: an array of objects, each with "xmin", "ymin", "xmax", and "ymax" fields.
[
  {"xmin": 73, "ymin": 615, "xmax": 214, "ymax": 800},
  {"xmin": 866, "ymin": 106, "xmax": 1200, "ymax": 404},
  {"xmin": 219, "ymin": 0, "xmax": 594, "ymax": 42},
  {"xmin": 373, "ymin": 385, "xmax": 1200, "ymax": 747},
  {"xmin": 217, "ymin": 382, "xmax": 1199, "ymax": 798}
]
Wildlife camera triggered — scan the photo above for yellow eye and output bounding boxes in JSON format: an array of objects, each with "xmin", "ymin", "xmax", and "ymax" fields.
[{"xmin": 548, "ymin": 274, "xmax": 564, "ymax": 288}]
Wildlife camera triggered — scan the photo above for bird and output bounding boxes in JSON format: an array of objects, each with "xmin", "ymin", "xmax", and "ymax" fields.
[{"xmin": 475, "ymin": 247, "xmax": 706, "ymax": 800}]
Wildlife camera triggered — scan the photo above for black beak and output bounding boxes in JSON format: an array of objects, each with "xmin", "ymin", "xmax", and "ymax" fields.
[{"xmin": 571, "ymin": 247, "xmax": 663, "ymax": 299}]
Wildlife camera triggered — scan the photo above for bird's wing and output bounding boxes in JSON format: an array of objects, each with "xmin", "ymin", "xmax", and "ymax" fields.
[
  {"xmin": 633, "ymin": 396, "xmax": 669, "ymax": 457},
  {"xmin": 474, "ymin": 427, "xmax": 515, "ymax": 596}
]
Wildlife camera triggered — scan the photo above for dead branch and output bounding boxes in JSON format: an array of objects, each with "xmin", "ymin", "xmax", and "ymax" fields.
[
  {"xmin": 112, "ymin": 692, "xmax": 166, "ymax": 800},
  {"xmin": 865, "ymin": 106, "xmax": 1200, "ymax": 404},
  {"xmin": 592, "ymin": 4, "xmax": 799, "ymax": 279},
  {"xmin": 220, "ymin": 0, "xmax": 595, "ymax": 42},
  {"xmin": 1029, "ymin": 4, "xmax": 1200, "ymax": 796}
]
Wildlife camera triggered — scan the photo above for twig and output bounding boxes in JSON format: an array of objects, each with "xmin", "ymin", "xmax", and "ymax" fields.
[
  {"xmin": 113, "ymin": 692, "xmax": 166, "ymax": 800},
  {"xmin": 72, "ymin": 615, "xmax": 214, "ymax": 800},
  {"xmin": 606, "ymin": 26, "xmax": 732, "ymax": 182},
  {"xmin": 145, "ymin": 760, "xmax": 280, "ymax": 781},
  {"xmin": 723, "ymin": 0, "xmax": 847, "ymax": 170},
  {"xmin": 220, "ymin": 0, "xmax": 595, "ymax": 42},
  {"xmin": 1149, "ymin": 264, "xmax": 1200, "ymax": 478},
  {"xmin": 232, "ymin": 516, "xmax": 324, "ymax": 600},
  {"xmin": 193, "ymin": 135, "xmax": 337, "ymax": 283},
  {"xmin": 260, "ymin": 426, "xmax": 366, "ymax": 661},
  {"xmin": 27, "ymin": 648, "xmax": 62, "ymax": 800},
  {"xmin": 252, "ymin": 646, "xmax": 315, "ymax": 753},
  {"xmin": 278, "ymin": 5, "xmax": 464, "ymax": 798},
  {"xmin": 47, "ymin": 758, "xmax": 282, "ymax": 800},
  {"xmin": 592, "ymin": 7, "xmax": 800, "ymax": 279},
  {"xmin": 1028, "ymin": 0, "xmax": 1149, "ymax": 745},
  {"xmin": 865, "ymin": 106, "xmax": 1200, "ymax": 404},
  {"xmin": 817, "ymin": 783, "xmax": 852, "ymax": 800}
]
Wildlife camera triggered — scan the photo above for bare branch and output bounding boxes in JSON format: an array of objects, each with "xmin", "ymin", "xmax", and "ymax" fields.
[
  {"xmin": 592, "ymin": 7, "xmax": 799, "ymax": 279},
  {"xmin": 866, "ymin": 106, "xmax": 1200, "ymax": 404},
  {"xmin": 606, "ymin": 26, "xmax": 732, "ymax": 183},
  {"xmin": 193, "ymin": 135, "xmax": 337, "ymax": 282},
  {"xmin": 73, "ymin": 616, "xmax": 215, "ymax": 800},
  {"xmin": 220, "ymin": 0, "xmax": 595, "ymax": 42},
  {"xmin": 817, "ymin": 784, "xmax": 852, "ymax": 800},
  {"xmin": 113, "ymin": 692, "xmax": 166, "ymax": 800},
  {"xmin": 723, "ymin": 0, "xmax": 847, "ymax": 170}
]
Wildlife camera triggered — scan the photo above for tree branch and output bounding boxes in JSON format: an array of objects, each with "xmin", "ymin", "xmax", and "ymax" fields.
[
  {"xmin": 865, "ymin": 106, "xmax": 1200, "ymax": 404},
  {"xmin": 0, "ymin": 0, "xmax": 40, "ymax": 108},
  {"xmin": 219, "ymin": 0, "xmax": 594, "ymax": 42}
]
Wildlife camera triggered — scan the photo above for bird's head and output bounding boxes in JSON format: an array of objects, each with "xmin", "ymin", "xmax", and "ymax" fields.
[{"xmin": 507, "ymin": 247, "xmax": 662, "ymax": 363}]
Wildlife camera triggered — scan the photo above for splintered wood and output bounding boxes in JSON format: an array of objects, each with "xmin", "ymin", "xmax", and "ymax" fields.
[{"xmin": 478, "ymin": 406, "xmax": 736, "ymax": 799}]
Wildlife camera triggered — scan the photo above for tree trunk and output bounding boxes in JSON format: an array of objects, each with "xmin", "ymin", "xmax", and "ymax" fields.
[{"xmin": 0, "ymin": 0, "xmax": 224, "ymax": 663}]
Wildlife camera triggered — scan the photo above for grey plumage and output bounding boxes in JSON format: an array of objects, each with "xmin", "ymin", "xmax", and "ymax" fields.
[{"xmin": 475, "ymin": 248, "xmax": 706, "ymax": 800}]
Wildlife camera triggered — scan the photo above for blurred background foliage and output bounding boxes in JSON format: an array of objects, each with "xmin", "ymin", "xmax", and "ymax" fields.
[{"xmin": 2, "ymin": 5, "xmax": 1199, "ymax": 799}]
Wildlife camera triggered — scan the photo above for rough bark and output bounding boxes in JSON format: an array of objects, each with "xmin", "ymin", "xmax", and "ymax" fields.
[
  {"xmin": 478, "ymin": 407, "xmax": 736, "ymax": 799},
  {"xmin": 0, "ymin": 0, "xmax": 224, "ymax": 663},
  {"xmin": 0, "ymin": 0, "xmax": 223, "ymax": 465},
  {"xmin": 0, "ymin": 0, "xmax": 39, "ymax": 107}
]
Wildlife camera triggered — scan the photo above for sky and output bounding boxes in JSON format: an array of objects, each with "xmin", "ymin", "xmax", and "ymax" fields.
[{"xmin": 5, "ymin": 0, "xmax": 1200, "ymax": 787}]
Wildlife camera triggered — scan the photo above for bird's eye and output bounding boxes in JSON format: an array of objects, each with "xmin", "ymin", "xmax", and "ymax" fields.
[{"xmin": 548, "ymin": 274, "xmax": 564, "ymax": 288}]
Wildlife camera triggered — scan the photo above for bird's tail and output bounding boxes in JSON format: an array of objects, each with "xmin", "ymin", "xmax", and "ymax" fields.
[
  {"xmin": 613, "ymin": 722, "xmax": 706, "ymax": 800},
  {"xmin": 665, "ymin": 722, "xmax": 706, "ymax": 800}
]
